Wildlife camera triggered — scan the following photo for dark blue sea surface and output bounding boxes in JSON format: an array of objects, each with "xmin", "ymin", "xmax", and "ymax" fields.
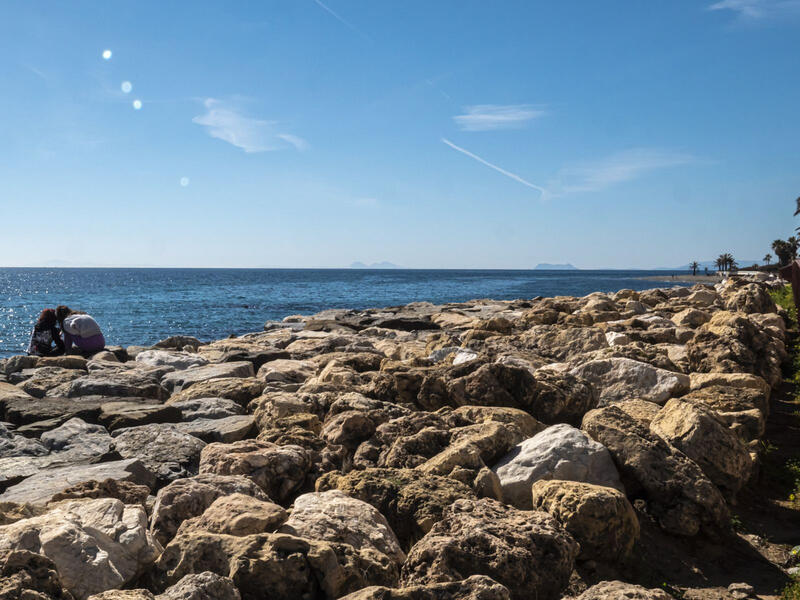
[{"xmin": 0, "ymin": 268, "xmax": 685, "ymax": 358}]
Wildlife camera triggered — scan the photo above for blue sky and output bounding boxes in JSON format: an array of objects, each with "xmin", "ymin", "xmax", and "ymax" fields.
[{"xmin": 1, "ymin": 0, "xmax": 799, "ymax": 269}]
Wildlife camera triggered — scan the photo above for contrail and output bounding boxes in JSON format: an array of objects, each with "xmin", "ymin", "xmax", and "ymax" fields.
[
  {"xmin": 441, "ymin": 138, "xmax": 548, "ymax": 198},
  {"xmin": 313, "ymin": 0, "xmax": 370, "ymax": 40}
]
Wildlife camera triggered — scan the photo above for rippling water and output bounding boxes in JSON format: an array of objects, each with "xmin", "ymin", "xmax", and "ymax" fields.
[{"xmin": 0, "ymin": 268, "xmax": 683, "ymax": 357}]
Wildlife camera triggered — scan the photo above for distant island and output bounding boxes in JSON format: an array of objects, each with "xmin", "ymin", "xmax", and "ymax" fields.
[
  {"xmin": 349, "ymin": 261, "xmax": 401, "ymax": 269},
  {"xmin": 534, "ymin": 263, "xmax": 578, "ymax": 270}
]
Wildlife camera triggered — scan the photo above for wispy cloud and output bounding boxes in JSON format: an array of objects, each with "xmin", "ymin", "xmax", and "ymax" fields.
[
  {"xmin": 548, "ymin": 148, "xmax": 697, "ymax": 195},
  {"xmin": 453, "ymin": 104, "xmax": 546, "ymax": 132},
  {"xmin": 192, "ymin": 99, "xmax": 307, "ymax": 153},
  {"xmin": 708, "ymin": 0, "xmax": 800, "ymax": 20},
  {"xmin": 443, "ymin": 140, "xmax": 697, "ymax": 200},
  {"xmin": 313, "ymin": 0, "xmax": 370, "ymax": 40},
  {"xmin": 441, "ymin": 138, "xmax": 548, "ymax": 198}
]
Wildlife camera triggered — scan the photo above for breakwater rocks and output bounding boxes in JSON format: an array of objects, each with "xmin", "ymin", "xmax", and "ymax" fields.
[{"xmin": 0, "ymin": 277, "xmax": 792, "ymax": 599}]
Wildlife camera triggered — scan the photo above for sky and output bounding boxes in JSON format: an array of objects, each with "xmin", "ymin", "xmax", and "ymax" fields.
[{"xmin": 1, "ymin": 0, "xmax": 799, "ymax": 269}]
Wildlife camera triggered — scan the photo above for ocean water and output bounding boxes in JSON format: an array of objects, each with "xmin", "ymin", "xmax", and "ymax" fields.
[{"xmin": 0, "ymin": 268, "xmax": 684, "ymax": 358}]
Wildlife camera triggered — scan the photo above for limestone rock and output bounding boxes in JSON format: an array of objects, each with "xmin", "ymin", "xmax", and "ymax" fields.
[
  {"xmin": 279, "ymin": 490, "xmax": 405, "ymax": 564},
  {"xmin": 582, "ymin": 405, "xmax": 728, "ymax": 536},
  {"xmin": 171, "ymin": 416, "xmax": 254, "ymax": 443},
  {"xmin": 150, "ymin": 474, "xmax": 271, "ymax": 546},
  {"xmin": 157, "ymin": 571, "xmax": 241, "ymax": 600},
  {"xmin": 570, "ymin": 357, "xmax": 689, "ymax": 405},
  {"xmin": 153, "ymin": 532, "xmax": 398, "ymax": 600},
  {"xmin": 574, "ymin": 580, "xmax": 673, "ymax": 599},
  {"xmin": 316, "ymin": 468, "xmax": 476, "ymax": 550},
  {"xmin": 135, "ymin": 350, "xmax": 209, "ymax": 371},
  {"xmin": 112, "ymin": 424, "xmax": 206, "ymax": 487},
  {"xmin": 0, "ymin": 498, "xmax": 161, "ymax": 600},
  {"xmin": 530, "ymin": 480, "xmax": 639, "ymax": 561},
  {"xmin": 198, "ymin": 440, "xmax": 310, "ymax": 504},
  {"xmin": 165, "ymin": 378, "xmax": 265, "ymax": 406},
  {"xmin": 338, "ymin": 575, "xmax": 511, "ymax": 600},
  {"xmin": 257, "ymin": 359, "xmax": 316, "ymax": 383},
  {"xmin": 49, "ymin": 478, "xmax": 151, "ymax": 506},
  {"xmin": 161, "ymin": 362, "xmax": 255, "ymax": 394},
  {"xmin": 170, "ymin": 397, "xmax": 244, "ymax": 420},
  {"xmin": 17, "ymin": 367, "xmax": 85, "ymax": 398},
  {"xmin": 401, "ymin": 498, "xmax": 577, "ymax": 600},
  {"xmin": 650, "ymin": 398, "xmax": 752, "ymax": 497},
  {"xmin": 48, "ymin": 371, "xmax": 168, "ymax": 400},
  {"xmin": 0, "ymin": 549, "xmax": 75, "ymax": 600},
  {"xmin": 99, "ymin": 401, "xmax": 182, "ymax": 431},
  {"xmin": 0, "ymin": 459, "xmax": 155, "ymax": 506},
  {"xmin": 492, "ymin": 424, "xmax": 623, "ymax": 509},
  {"xmin": 671, "ymin": 308, "xmax": 711, "ymax": 328},
  {"xmin": 176, "ymin": 493, "xmax": 286, "ymax": 537}
]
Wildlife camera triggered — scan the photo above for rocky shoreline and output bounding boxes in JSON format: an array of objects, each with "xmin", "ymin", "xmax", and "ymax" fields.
[{"xmin": 0, "ymin": 276, "xmax": 795, "ymax": 599}]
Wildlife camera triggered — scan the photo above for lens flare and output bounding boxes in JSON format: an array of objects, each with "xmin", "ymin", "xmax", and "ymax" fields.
[
  {"xmin": 121, "ymin": 81, "xmax": 132, "ymax": 94},
  {"xmin": 102, "ymin": 49, "xmax": 112, "ymax": 60},
  {"xmin": 180, "ymin": 177, "xmax": 190, "ymax": 187},
  {"xmin": 132, "ymin": 99, "xmax": 142, "ymax": 110}
]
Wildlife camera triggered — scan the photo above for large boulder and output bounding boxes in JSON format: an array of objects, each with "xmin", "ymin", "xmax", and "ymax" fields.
[
  {"xmin": 48, "ymin": 371, "xmax": 167, "ymax": 401},
  {"xmin": 170, "ymin": 397, "xmax": 244, "ymax": 420},
  {"xmin": 175, "ymin": 493, "xmax": 287, "ymax": 537},
  {"xmin": 157, "ymin": 572, "xmax": 241, "ymax": 600},
  {"xmin": 0, "ymin": 498, "xmax": 161, "ymax": 600},
  {"xmin": 491, "ymin": 424, "xmax": 622, "ymax": 509},
  {"xmin": 447, "ymin": 363, "xmax": 596, "ymax": 425},
  {"xmin": 135, "ymin": 350, "xmax": 209, "ymax": 371},
  {"xmin": 165, "ymin": 378, "xmax": 265, "ymax": 406},
  {"xmin": 171, "ymin": 416, "xmax": 255, "ymax": 444},
  {"xmin": 161, "ymin": 362, "xmax": 255, "ymax": 394},
  {"xmin": 152, "ymin": 532, "xmax": 398, "ymax": 599},
  {"xmin": 574, "ymin": 580, "xmax": 672, "ymax": 600},
  {"xmin": 16, "ymin": 367, "xmax": 86, "ymax": 398},
  {"xmin": 316, "ymin": 468, "xmax": 476, "ymax": 550},
  {"xmin": 401, "ymin": 498, "xmax": 578, "ymax": 600},
  {"xmin": 112, "ymin": 424, "xmax": 206, "ymax": 487},
  {"xmin": 721, "ymin": 282, "xmax": 776, "ymax": 314},
  {"xmin": 338, "ymin": 575, "xmax": 511, "ymax": 600},
  {"xmin": 686, "ymin": 311, "xmax": 785, "ymax": 388},
  {"xmin": 150, "ymin": 474, "xmax": 271, "ymax": 546},
  {"xmin": 198, "ymin": 440, "xmax": 310, "ymax": 504},
  {"xmin": 0, "ymin": 459, "xmax": 155, "ymax": 506},
  {"xmin": 650, "ymin": 398, "xmax": 752, "ymax": 497},
  {"xmin": 569, "ymin": 358, "xmax": 689, "ymax": 405},
  {"xmin": 278, "ymin": 490, "xmax": 405, "ymax": 565},
  {"xmin": 0, "ymin": 549, "xmax": 75, "ymax": 600},
  {"xmin": 581, "ymin": 405, "xmax": 728, "ymax": 536},
  {"xmin": 98, "ymin": 401, "xmax": 182, "ymax": 431},
  {"xmin": 530, "ymin": 480, "xmax": 639, "ymax": 561}
]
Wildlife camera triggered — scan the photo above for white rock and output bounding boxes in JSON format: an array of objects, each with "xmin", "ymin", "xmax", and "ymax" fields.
[
  {"xmin": 570, "ymin": 357, "xmax": 689, "ymax": 405},
  {"xmin": 492, "ymin": 423, "xmax": 623, "ymax": 509},
  {"xmin": 0, "ymin": 498, "xmax": 161, "ymax": 600},
  {"xmin": 278, "ymin": 489, "xmax": 405, "ymax": 564},
  {"xmin": 453, "ymin": 349, "xmax": 479, "ymax": 365},
  {"xmin": 605, "ymin": 332, "xmax": 631, "ymax": 347},
  {"xmin": 135, "ymin": 350, "xmax": 209, "ymax": 371}
]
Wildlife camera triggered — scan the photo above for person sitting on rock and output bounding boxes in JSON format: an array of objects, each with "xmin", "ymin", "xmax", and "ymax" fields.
[
  {"xmin": 26, "ymin": 308, "xmax": 65, "ymax": 356},
  {"xmin": 55, "ymin": 305, "xmax": 105, "ymax": 355}
]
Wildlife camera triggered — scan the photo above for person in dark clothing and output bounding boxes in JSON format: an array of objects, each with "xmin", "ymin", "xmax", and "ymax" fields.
[{"xmin": 26, "ymin": 308, "xmax": 65, "ymax": 356}]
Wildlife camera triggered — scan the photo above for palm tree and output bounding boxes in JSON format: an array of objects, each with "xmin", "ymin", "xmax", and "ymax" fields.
[
  {"xmin": 715, "ymin": 256, "xmax": 725, "ymax": 272},
  {"xmin": 689, "ymin": 261, "xmax": 699, "ymax": 276},
  {"xmin": 789, "ymin": 237, "xmax": 799, "ymax": 261},
  {"xmin": 764, "ymin": 253, "xmax": 772, "ymax": 265}
]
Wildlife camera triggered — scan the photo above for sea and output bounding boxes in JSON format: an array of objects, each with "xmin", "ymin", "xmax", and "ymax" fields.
[{"xmin": 0, "ymin": 268, "xmax": 686, "ymax": 358}]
